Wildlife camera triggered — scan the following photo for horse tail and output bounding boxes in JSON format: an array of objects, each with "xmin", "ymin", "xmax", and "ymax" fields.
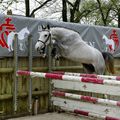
[{"xmin": 102, "ymin": 52, "xmax": 115, "ymax": 74}]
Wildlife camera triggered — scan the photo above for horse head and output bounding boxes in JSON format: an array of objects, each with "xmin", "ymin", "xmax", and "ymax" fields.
[
  {"xmin": 102, "ymin": 35, "xmax": 115, "ymax": 52},
  {"xmin": 102, "ymin": 35, "xmax": 107, "ymax": 41},
  {"xmin": 24, "ymin": 27, "xmax": 30, "ymax": 35},
  {"xmin": 35, "ymin": 24, "xmax": 51, "ymax": 52}
]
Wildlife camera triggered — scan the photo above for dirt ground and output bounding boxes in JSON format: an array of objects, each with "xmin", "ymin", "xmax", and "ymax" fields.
[{"xmin": 7, "ymin": 112, "xmax": 93, "ymax": 120}]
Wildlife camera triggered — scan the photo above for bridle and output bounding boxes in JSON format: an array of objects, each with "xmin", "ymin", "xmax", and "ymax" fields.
[{"xmin": 37, "ymin": 30, "xmax": 51, "ymax": 47}]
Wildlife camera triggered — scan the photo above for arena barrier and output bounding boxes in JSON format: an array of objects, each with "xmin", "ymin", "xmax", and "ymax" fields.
[{"xmin": 17, "ymin": 70, "xmax": 120, "ymax": 120}]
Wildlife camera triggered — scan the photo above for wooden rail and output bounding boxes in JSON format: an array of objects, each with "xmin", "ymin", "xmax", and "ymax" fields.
[
  {"xmin": 0, "ymin": 90, "xmax": 48, "ymax": 100},
  {"xmin": 0, "ymin": 65, "xmax": 120, "ymax": 73}
]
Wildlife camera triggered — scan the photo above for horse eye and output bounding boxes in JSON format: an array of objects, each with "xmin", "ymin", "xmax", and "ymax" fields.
[{"xmin": 44, "ymin": 34, "xmax": 48, "ymax": 37}]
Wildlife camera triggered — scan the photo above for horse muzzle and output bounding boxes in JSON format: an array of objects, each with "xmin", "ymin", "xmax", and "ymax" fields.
[{"xmin": 35, "ymin": 44, "xmax": 45, "ymax": 54}]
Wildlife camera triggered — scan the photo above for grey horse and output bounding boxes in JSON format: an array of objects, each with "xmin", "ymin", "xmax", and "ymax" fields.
[{"xmin": 35, "ymin": 25, "xmax": 114, "ymax": 75}]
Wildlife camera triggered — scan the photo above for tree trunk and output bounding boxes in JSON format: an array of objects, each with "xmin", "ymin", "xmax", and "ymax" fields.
[
  {"xmin": 25, "ymin": 0, "xmax": 30, "ymax": 17},
  {"xmin": 62, "ymin": 0, "xmax": 67, "ymax": 22},
  {"xmin": 96, "ymin": 0, "xmax": 107, "ymax": 26},
  {"xmin": 70, "ymin": 0, "xmax": 81, "ymax": 22},
  {"xmin": 118, "ymin": 10, "xmax": 120, "ymax": 28}
]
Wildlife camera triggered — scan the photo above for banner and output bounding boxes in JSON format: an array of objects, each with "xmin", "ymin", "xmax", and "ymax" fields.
[{"xmin": 0, "ymin": 14, "xmax": 120, "ymax": 57}]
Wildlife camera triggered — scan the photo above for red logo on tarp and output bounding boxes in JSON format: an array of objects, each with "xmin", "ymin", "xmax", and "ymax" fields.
[
  {"xmin": 0, "ymin": 18, "xmax": 16, "ymax": 48},
  {"xmin": 109, "ymin": 29, "xmax": 119, "ymax": 49}
]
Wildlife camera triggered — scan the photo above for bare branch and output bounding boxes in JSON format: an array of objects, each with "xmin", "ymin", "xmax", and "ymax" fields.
[
  {"xmin": 30, "ymin": 0, "xmax": 52, "ymax": 17},
  {"xmin": 65, "ymin": 0, "xmax": 74, "ymax": 7},
  {"xmin": 96, "ymin": 0, "xmax": 106, "ymax": 25},
  {"xmin": 70, "ymin": 0, "xmax": 81, "ymax": 22}
]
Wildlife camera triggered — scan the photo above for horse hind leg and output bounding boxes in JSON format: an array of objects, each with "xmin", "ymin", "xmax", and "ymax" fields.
[{"xmin": 94, "ymin": 64, "xmax": 105, "ymax": 75}]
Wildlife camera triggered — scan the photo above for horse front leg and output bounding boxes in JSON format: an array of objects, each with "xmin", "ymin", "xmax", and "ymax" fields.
[{"xmin": 51, "ymin": 46, "xmax": 61, "ymax": 60}]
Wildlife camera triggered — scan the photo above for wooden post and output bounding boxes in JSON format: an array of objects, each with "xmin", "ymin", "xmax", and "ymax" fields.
[
  {"xmin": 48, "ymin": 34, "xmax": 53, "ymax": 111},
  {"xmin": 28, "ymin": 35, "xmax": 33, "ymax": 113},
  {"xmin": 13, "ymin": 34, "xmax": 18, "ymax": 112},
  {"xmin": 48, "ymin": 37, "xmax": 52, "ymax": 72}
]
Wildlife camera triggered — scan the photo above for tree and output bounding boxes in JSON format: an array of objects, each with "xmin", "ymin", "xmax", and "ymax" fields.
[
  {"xmin": 0, "ymin": 0, "xmax": 18, "ymax": 14},
  {"xmin": 0, "ymin": 0, "xmax": 60, "ymax": 18},
  {"xmin": 96, "ymin": 0, "xmax": 113, "ymax": 26},
  {"xmin": 62, "ymin": 0, "xmax": 67, "ymax": 22},
  {"xmin": 69, "ymin": 0, "xmax": 81, "ymax": 22},
  {"xmin": 111, "ymin": 0, "xmax": 120, "ymax": 28},
  {"xmin": 73, "ymin": 0, "xmax": 98, "ymax": 23},
  {"xmin": 74, "ymin": 0, "xmax": 118, "ymax": 27},
  {"xmin": 24, "ymin": 0, "xmax": 53, "ymax": 17},
  {"xmin": 62, "ymin": 0, "xmax": 82, "ymax": 22},
  {"xmin": 29, "ymin": 0, "xmax": 53, "ymax": 17},
  {"xmin": 25, "ymin": 0, "xmax": 30, "ymax": 17}
]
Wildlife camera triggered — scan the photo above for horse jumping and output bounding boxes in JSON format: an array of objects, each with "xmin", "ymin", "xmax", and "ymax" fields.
[{"xmin": 35, "ymin": 25, "xmax": 114, "ymax": 75}]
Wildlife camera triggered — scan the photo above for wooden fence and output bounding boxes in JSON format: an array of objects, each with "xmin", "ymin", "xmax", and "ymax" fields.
[
  {"xmin": 17, "ymin": 70, "xmax": 120, "ymax": 120},
  {"xmin": 0, "ymin": 34, "xmax": 120, "ymax": 119}
]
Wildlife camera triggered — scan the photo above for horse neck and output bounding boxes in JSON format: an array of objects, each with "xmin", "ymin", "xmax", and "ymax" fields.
[
  {"xmin": 51, "ymin": 28, "xmax": 62, "ymax": 41},
  {"xmin": 51, "ymin": 27, "xmax": 80, "ymax": 42},
  {"xmin": 51, "ymin": 28, "xmax": 61, "ymax": 36}
]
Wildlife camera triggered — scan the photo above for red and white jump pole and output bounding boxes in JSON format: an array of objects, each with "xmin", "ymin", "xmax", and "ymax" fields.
[
  {"xmin": 52, "ymin": 71, "xmax": 120, "ymax": 80},
  {"xmin": 61, "ymin": 107, "xmax": 120, "ymax": 120},
  {"xmin": 17, "ymin": 70, "xmax": 120, "ymax": 86},
  {"xmin": 17, "ymin": 70, "xmax": 120, "ymax": 120},
  {"xmin": 52, "ymin": 91, "xmax": 120, "ymax": 107}
]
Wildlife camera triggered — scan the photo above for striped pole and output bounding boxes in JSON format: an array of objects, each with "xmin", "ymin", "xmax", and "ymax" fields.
[
  {"xmin": 52, "ymin": 71, "xmax": 120, "ymax": 80},
  {"xmin": 52, "ymin": 91, "xmax": 120, "ymax": 107},
  {"xmin": 17, "ymin": 70, "xmax": 120, "ymax": 86},
  {"xmin": 62, "ymin": 108, "xmax": 120, "ymax": 120}
]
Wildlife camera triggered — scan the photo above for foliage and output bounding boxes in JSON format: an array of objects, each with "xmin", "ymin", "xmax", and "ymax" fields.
[{"xmin": 74, "ymin": 0, "xmax": 119, "ymax": 27}]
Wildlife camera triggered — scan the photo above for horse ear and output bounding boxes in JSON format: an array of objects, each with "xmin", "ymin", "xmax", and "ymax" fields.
[
  {"xmin": 41, "ymin": 25, "xmax": 46, "ymax": 30},
  {"xmin": 47, "ymin": 24, "xmax": 50, "ymax": 30}
]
